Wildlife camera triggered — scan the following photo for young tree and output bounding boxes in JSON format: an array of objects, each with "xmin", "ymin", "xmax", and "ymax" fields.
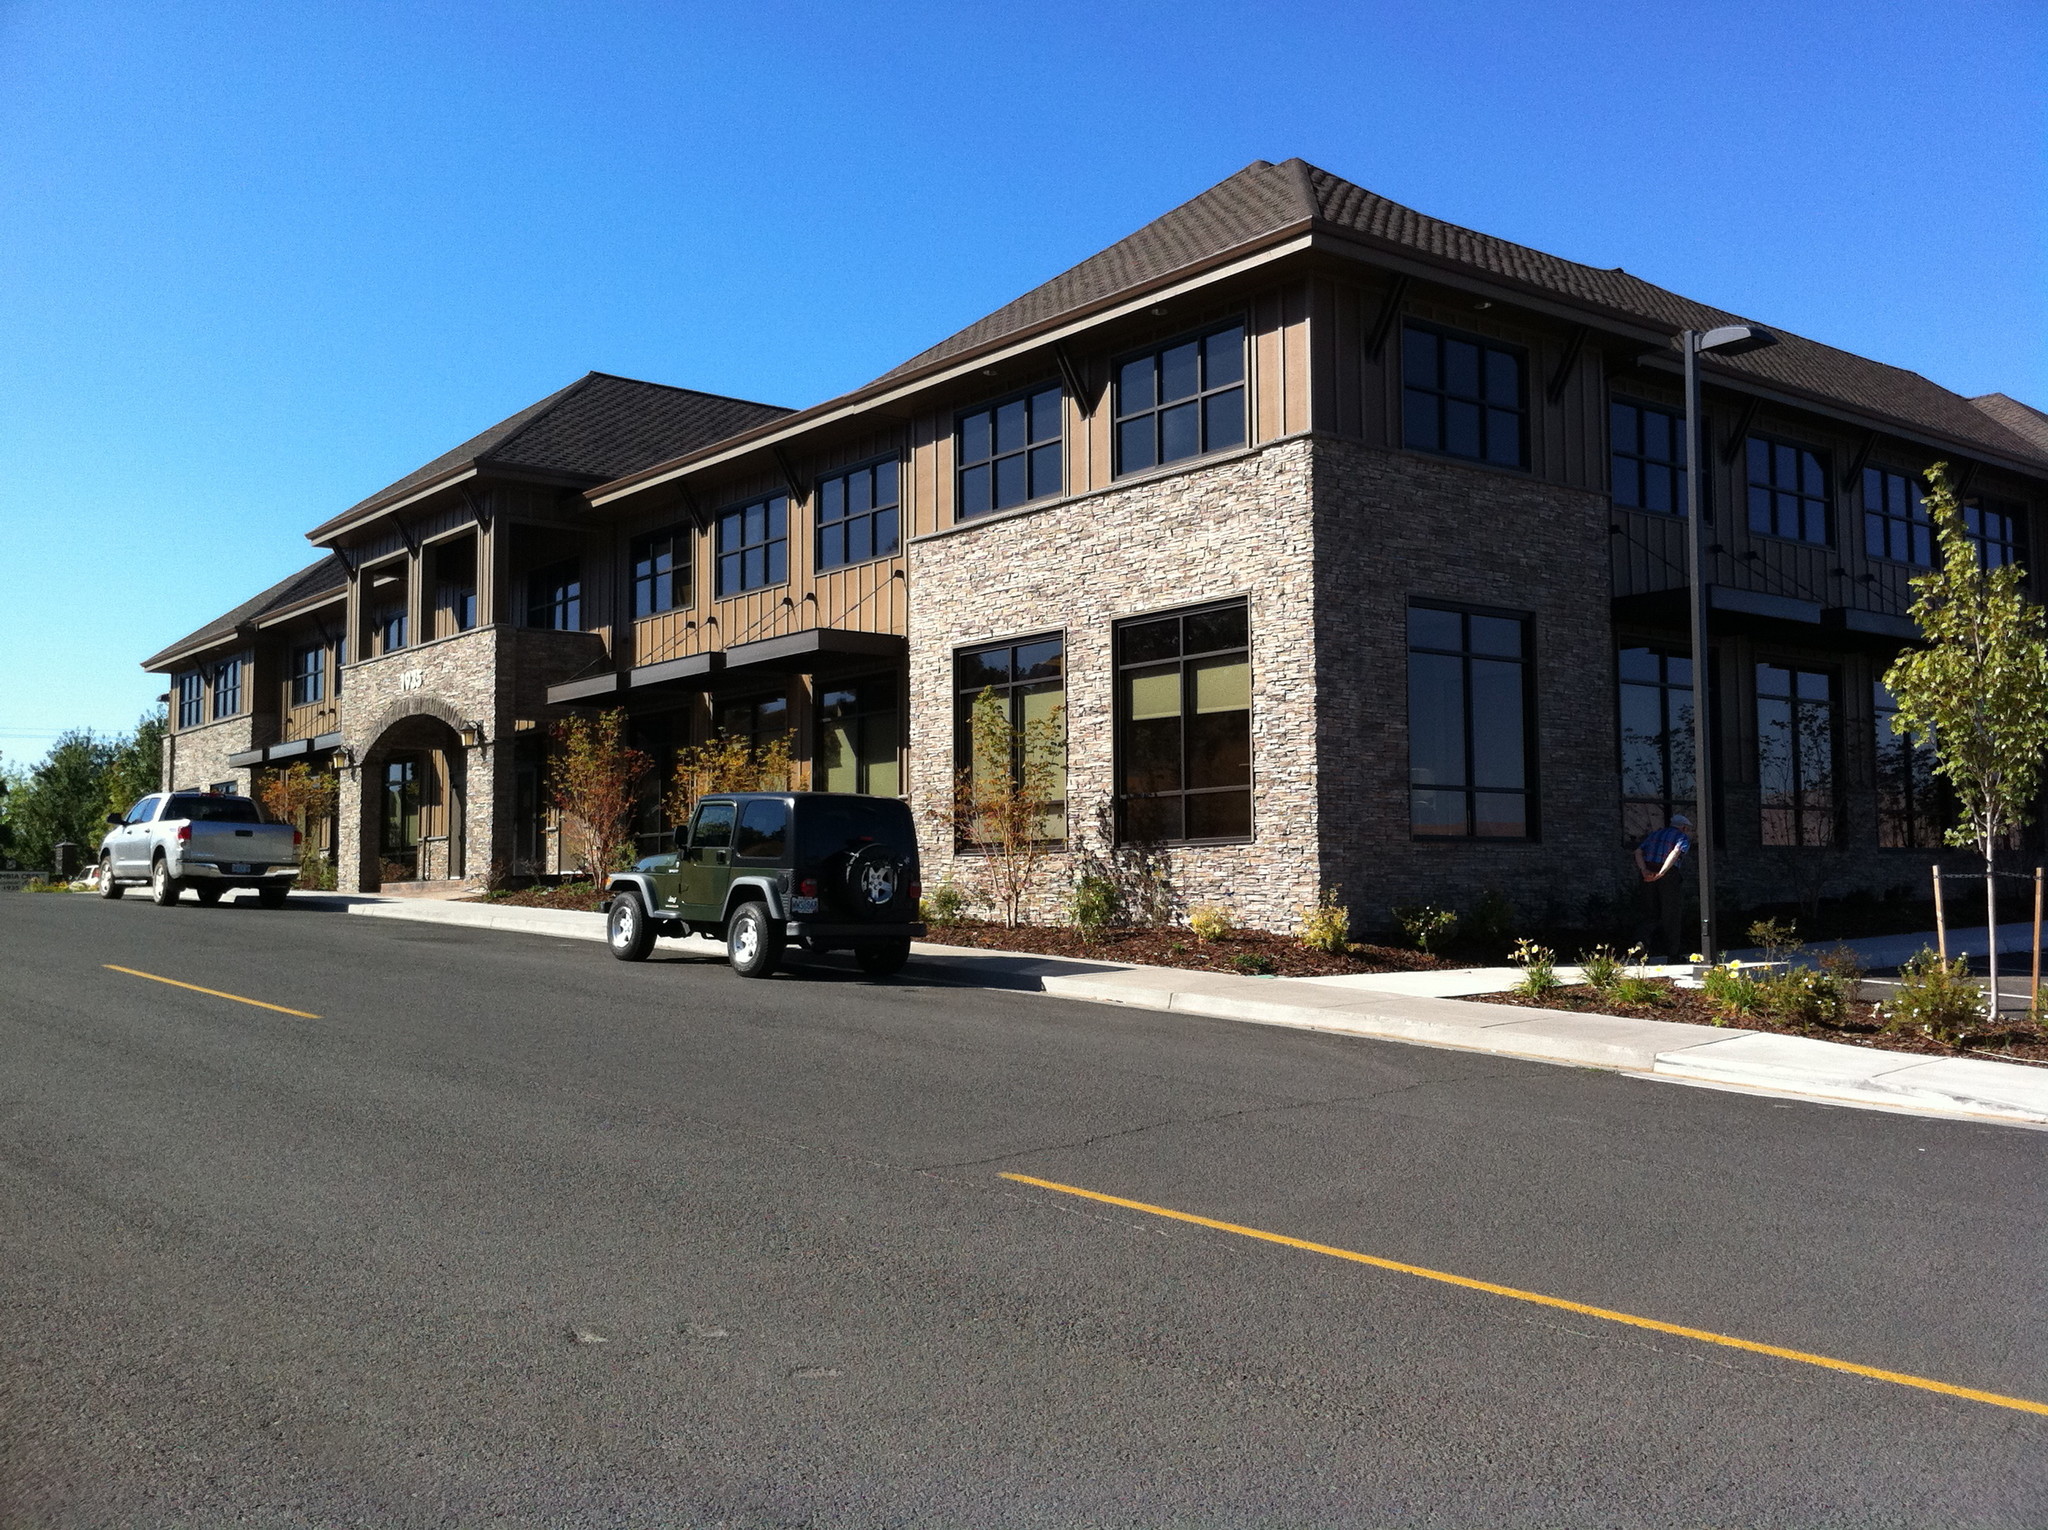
[
  {"xmin": 546, "ymin": 709, "xmax": 652, "ymax": 880},
  {"xmin": 102, "ymin": 708, "xmax": 166, "ymax": 821},
  {"xmin": 663, "ymin": 731, "xmax": 795, "ymax": 828},
  {"xmin": 257, "ymin": 763, "xmax": 339, "ymax": 839},
  {"xmin": 946, "ymin": 685, "xmax": 1065, "ymax": 927},
  {"xmin": 1882, "ymin": 463, "xmax": 2048, "ymax": 1011}
]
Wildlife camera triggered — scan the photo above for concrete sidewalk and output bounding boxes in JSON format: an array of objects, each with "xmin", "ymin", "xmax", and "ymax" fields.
[{"xmin": 337, "ymin": 896, "xmax": 2048, "ymax": 1130}]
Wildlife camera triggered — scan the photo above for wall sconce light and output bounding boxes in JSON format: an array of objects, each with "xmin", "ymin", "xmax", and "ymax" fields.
[{"xmin": 459, "ymin": 722, "xmax": 484, "ymax": 747}]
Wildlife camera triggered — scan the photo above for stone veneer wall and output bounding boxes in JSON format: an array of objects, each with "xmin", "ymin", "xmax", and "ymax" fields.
[
  {"xmin": 907, "ymin": 439, "xmax": 1321, "ymax": 932},
  {"xmin": 161, "ymin": 714, "xmax": 258, "ymax": 796},
  {"xmin": 333, "ymin": 624, "xmax": 607, "ymax": 892}
]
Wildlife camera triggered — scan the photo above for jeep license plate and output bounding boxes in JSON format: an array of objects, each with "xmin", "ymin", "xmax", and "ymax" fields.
[{"xmin": 230, "ymin": 863, "xmax": 252, "ymax": 875}]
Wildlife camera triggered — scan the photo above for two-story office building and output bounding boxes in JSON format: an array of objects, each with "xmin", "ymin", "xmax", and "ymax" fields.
[{"xmin": 146, "ymin": 159, "xmax": 2048, "ymax": 929}]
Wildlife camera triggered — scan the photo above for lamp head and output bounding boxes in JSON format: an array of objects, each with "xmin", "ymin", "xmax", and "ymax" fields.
[{"xmin": 1695, "ymin": 323, "xmax": 1778, "ymax": 357}]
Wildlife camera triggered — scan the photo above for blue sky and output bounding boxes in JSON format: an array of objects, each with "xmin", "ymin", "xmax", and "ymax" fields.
[{"xmin": 1, "ymin": 0, "xmax": 2041, "ymax": 765}]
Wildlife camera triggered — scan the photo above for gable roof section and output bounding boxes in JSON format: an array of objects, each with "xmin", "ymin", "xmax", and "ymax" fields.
[
  {"xmin": 311, "ymin": 373, "xmax": 792, "ymax": 538},
  {"xmin": 1971, "ymin": 394, "xmax": 2048, "ymax": 459},
  {"xmin": 143, "ymin": 554, "xmax": 348, "ymax": 672},
  {"xmin": 871, "ymin": 158, "xmax": 2046, "ymax": 471}
]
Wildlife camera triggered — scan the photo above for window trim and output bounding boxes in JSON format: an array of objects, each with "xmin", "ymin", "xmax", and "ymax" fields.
[
  {"xmin": 1400, "ymin": 320, "xmax": 1531, "ymax": 472},
  {"xmin": 1744, "ymin": 433, "xmax": 1834, "ymax": 547},
  {"xmin": 814, "ymin": 456, "xmax": 903, "ymax": 572},
  {"xmin": 630, "ymin": 521, "xmax": 694, "ymax": 619},
  {"xmin": 1406, "ymin": 598, "xmax": 1539, "ymax": 842},
  {"xmin": 955, "ymin": 382, "xmax": 1065, "ymax": 521},
  {"xmin": 1110, "ymin": 320, "xmax": 1250, "ymax": 480},
  {"xmin": 1111, "ymin": 596, "xmax": 1254, "ymax": 847},
  {"xmin": 714, "ymin": 492, "xmax": 791, "ymax": 598}
]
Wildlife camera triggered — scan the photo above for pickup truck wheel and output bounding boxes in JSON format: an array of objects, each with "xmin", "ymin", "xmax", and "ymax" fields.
[
  {"xmin": 97, "ymin": 856, "xmax": 123, "ymax": 900},
  {"xmin": 194, "ymin": 885, "xmax": 223, "ymax": 905},
  {"xmin": 257, "ymin": 885, "xmax": 288, "ymax": 910},
  {"xmin": 606, "ymin": 892, "xmax": 655, "ymax": 961},
  {"xmin": 854, "ymin": 939, "xmax": 911, "ymax": 977},
  {"xmin": 149, "ymin": 857, "xmax": 181, "ymax": 906},
  {"xmin": 726, "ymin": 902, "xmax": 783, "ymax": 979}
]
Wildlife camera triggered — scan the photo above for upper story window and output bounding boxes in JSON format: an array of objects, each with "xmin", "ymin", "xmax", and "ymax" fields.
[
  {"xmin": 212, "ymin": 657, "xmax": 242, "ymax": 719},
  {"xmin": 373, "ymin": 603, "xmax": 408, "ymax": 655},
  {"xmin": 1756, "ymin": 663, "xmax": 1835, "ymax": 846},
  {"xmin": 1114, "ymin": 323, "xmax": 1246, "ymax": 476},
  {"xmin": 956, "ymin": 634, "xmax": 1066, "ymax": 841},
  {"xmin": 432, "ymin": 541, "xmax": 477, "ymax": 634},
  {"xmin": 1611, "ymin": 400, "xmax": 1686, "ymax": 513},
  {"xmin": 290, "ymin": 645, "xmax": 325, "ymax": 707},
  {"xmin": 1403, "ymin": 323, "xmax": 1526, "ymax": 468},
  {"xmin": 716, "ymin": 494, "xmax": 788, "ymax": 596},
  {"xmin": 631, "ymin": 525, "xmax": 691, "ymax": 617},
  {"xmin": 1408, "ymin": 604, "xmax": 1532, "ymax": 839},
  {"xmin": 1115, "ymin": 600, "xmax": 1251, "ymax": 843},
  {"xmin": 526, "ymin": 560, "xmax": 582, "ymax": 631},
  {"xmin": 1967, "ymin": 496, "xmax": 2025, "ymax": 570},
  {"xmin": 958, "ymin": 386, "xmax": 1062, "ymax": 517},
  {"xmin": 817, "ymin": 460, "xmax": 900, "ymax": 572},
  {"xmin": 1863, "ymin": 467, "xmax": 1931, "ymax": 565},
  {"xmin": 334, "ymin": 635, "xmax": 347, "ymax": 694},
  {"xmin": 1746, "ymin": 436, "xmax": 1830, "ymax": 545},
  {"xmin": 176, "ymin": 672, "xmax": 203, "ymax": 729}
]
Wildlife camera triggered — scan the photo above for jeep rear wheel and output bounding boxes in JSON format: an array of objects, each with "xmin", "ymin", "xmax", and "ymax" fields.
[
  {"xmin": 726, "ymin": 902, "xmax": 783, "ymax": 979},
  {"xmin": 607, "ymin": 892, "xmax": 655, "ymax": 962}
]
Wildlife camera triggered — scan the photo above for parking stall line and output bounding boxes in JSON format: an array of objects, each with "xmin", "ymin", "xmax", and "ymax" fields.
[
  {"xmin": 1000, "ymin": 1171, "xmax": 2048, "ymax": 1420},
  {"xmin": 102, "ymin": 965, "xmax": 321, "ymax": 1019}
]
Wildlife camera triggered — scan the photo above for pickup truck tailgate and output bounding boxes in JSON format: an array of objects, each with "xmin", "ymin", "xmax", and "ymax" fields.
[{"xmin": 186, "ymin": 823, "xmax": 297, "ymax": 867}]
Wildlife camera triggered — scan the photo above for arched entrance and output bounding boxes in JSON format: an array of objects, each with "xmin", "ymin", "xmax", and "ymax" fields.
[{"xmin": 360, "ymin": 713, "xmax": 467, "ymax": 888}]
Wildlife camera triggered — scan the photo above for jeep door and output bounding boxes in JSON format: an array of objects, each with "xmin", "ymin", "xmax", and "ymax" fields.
[{"xmin": 677, "ymin": 800, "xmax": 737, "ymax": 919}]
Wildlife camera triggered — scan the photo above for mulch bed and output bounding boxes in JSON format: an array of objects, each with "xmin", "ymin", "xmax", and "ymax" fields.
[
  {"xmin": 1471, "ymin": 982, "xmax": 2048, "ymax": 1065},
  {"xmin": 475, "ymin": 883, "xmax": 606, "ymax": 912},
  {"xmin": 923, "ymin": 920, "xmax": 1448, "ymax": 978}
]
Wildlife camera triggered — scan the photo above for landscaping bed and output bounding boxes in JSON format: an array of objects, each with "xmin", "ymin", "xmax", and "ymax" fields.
[
  {"xmin": 474, "ymin": 882, "xmax": 606, "ymax": 912},
  {"xmin": 922, "ymin": 919, "xmax": 1449, "ymax": 978},
  {"xmin": 1470, "ymin": 981, "xmax": 2048, "ymax": 1065}
]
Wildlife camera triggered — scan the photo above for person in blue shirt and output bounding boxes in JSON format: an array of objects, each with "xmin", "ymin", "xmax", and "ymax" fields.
[{"xmin": 1634, "ymin": 814, "xmax": 1693, "ymax": 961}]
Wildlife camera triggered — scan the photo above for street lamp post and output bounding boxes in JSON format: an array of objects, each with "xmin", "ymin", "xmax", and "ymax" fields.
[{"xmin": 1682, "ymin": 323, "xmax": 1778, "ymax": 961}]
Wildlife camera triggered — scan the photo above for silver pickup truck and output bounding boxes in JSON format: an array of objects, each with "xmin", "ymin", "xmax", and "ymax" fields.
[{"xmin": 98, "ymin": 791, "xmax": 302, "ymax": 907}]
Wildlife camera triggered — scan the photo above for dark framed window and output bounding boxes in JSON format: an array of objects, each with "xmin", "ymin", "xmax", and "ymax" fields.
[
  {"xmin": 432, "ymin": 540, "xmax": 477, "ymax": 634},
  {"xmin": 290, "ymin": 645, "xmax": 325, "ymax": 707},
  {"xmin": 1115, "ymin": 601, "xmax": 1250, "ymax": 843},
  {"xmin": 1966, "ymin": 496, "xmax": 2025, "ymax": 570},
  {"xmin": 716, "ymin": 494, "xmax": 788, "ymax": 595},
  {"xmin": 334, "ymin": 635, "xmax": 347, "ymax": 695},
  {"xmin": 717, "ymin": 692, "xmax": 789, "ymax": 750},
  {"xmin": 631, "ymin": 525, "xmax": 691, "ymax": 618},
  {"xmin": 817, "ymin": 460, "xmax": 900, "ymax": 571},
  {"xmin": 958, "ymin": 386, "xmax": 1062, "ymax": 517},
  {"xmin": 818, "ymin": 675, "xmax": 902, "ymax": 796},
  {"xmin": 374, "ymin": 604, "xmax": 408, "ymax": 654},
  {"xmin": 1757, "ymin": 663, "xmax": 1835, "ymax": 846},
  {"xmin": 526, "ymin": 560, "xmax": 582, "ymax": 630},
  {"xmin": 444, "ymin": 584, "xmax": 477, "ymax": 632},
  {"xmin": 1618, "ymin": 647, "xmax": 1693, "ymax": 842},
  {"xmin": 1408, "ymin": 605, "xmax": 1532, "ymax": 838},
  {"xmin": 1113, "ymin": 324, "xmax": 1246, "ymax": 476},
  {"xmin": 1403, "ymin": 323, "xmax": 1526, "ymax": 468},
  {"xmin": 176, "ymin": 672, "xmax": 203, "ymax": 729},
  {"xmin": 1746, "ymin": 436, "xmax": 1830, "ymax": 544},
  {"xmin": 1863, "ymin": 467, "xmax": 1932, "ymax": 566},
  {"xmin": 212, "ymin": 657, "xmax": 242, "ymax": 719},
  {"xmin": 955, "ymin": 635, "xmax": 1066, "ymax": 840},
  {"xmin": 1874, "ymin": 680, "xmax": 1941, "ymax": 849},
  {"xmin": 1611, "ymin": 400, "xmax": 1687, "ymax": 513}
]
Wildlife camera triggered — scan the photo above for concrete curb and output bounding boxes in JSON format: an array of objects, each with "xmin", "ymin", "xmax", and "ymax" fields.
[{"xmin": 336, "ymin": 897, "xmax": 2048, "ymax": 1129}]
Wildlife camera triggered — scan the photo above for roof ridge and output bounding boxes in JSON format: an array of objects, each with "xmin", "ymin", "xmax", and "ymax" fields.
[{"xmin": 576, "ymin": 369, "xmax": 794, "ymax": 414}]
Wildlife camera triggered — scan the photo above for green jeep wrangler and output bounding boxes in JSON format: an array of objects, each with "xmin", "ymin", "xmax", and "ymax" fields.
[{"xmin": 600, "ymin": 791, "xmax": 925, "ymax": 979}]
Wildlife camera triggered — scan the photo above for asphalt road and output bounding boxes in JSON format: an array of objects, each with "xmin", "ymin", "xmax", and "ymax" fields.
[{"xmin": 3, "ymin": 892, "xmax": 2045, "ymax": 1528}]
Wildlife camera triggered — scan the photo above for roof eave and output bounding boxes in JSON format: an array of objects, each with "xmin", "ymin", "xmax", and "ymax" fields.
[{"xmin": 587, "ymin": 220, "xmax": 1322, "ymax": 507}]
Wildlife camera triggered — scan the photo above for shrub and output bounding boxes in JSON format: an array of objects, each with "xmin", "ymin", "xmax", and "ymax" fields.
[
  {"xmin": 1229, "ymin": 953, "xmax": 1277, "ymax": 976},
  {"xmin": 1510, "ymin": 937, "xmax": 1560, "ymax": 997},
  {"xmin": 1578, "ymin": 945, "xmax": 1624, "ymax": 993},
  {"xmin": 1881, "ymin": 949, "xmax": 1982, "ymax": 1045},
  {"xmin": 1701, "ymin": 960, "xmax": 1763, "ymax": 1023},
  {"xmin": 1747, "ymin": 917, "xmax": 1802, "ymax": 961},
  {"xmin": 1296, "ymin": 887, "xmax": 1350, "ymax": 954},
  {"xmin": 1394, "ymin": 903, "xmax": 1459, "ymax": 955},
  {"xmin": 922, "ymin": 881, "xmax": 969, "ymax": 923},
  {"xmin": 1070, "ymin": 874, "xmax": 1119, "ymax": 938},
  {"xmin": 1609, "ymin": 975, "xmax": 1667, "ymax": 1007},
  {"xmin": 1756, "ymin": 966, "xmax": 1845, "ymax": 1027},
  {"xmin": 1464, "ymin": 888, "xmax": 1516, "ymax": 953},
  {"xmin": 296, "ymin": 856, "xmax": 338, "ymax": 892},
  {"xmin": 1187, "ymin": 904, "xmax": 1233, "ymax": 942}
]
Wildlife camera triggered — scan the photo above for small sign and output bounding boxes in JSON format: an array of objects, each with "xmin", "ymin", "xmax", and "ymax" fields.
[
  {"xmin": 0, "ymin": 871, "xmax": 32, "ymax": 892},
  {"xmin": 399, "ymin": 669, "xmax": 425, "ymax": 692}
]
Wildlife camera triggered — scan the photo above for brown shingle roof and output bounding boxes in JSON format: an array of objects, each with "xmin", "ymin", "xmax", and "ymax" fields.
[
  {"xmin": 143, "ymin": 554, "xmax": 348, "ymax": 671},
  {"xmin": 875, "ymin": 158, "xmax": 2047, "ymax": 470},
  {"xmin": 311, "ymin": 372, "xmax": 792, "ymax": 537},
  {"xmin": 1971, "ymin": 394, "xmax": 2048, "ymax": 458}
]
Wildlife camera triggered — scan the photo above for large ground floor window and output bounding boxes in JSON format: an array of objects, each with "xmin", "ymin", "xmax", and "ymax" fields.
[
  {"xmin": 1619, "ymin": 645, "xmax": 1693, "ymax": 842},
  {"xmin": 1873, "ymin": 680, "xmax": 1942, "ymax": 849},
  {"xmin": 1115, "ymin": 601, "xmax": 1250, "ymax": 843},
  {"xmin": 1408, "ymin": 604, "xmax": 1531, "ymax": 839},
  {"xmin": 956, "ymin": 635, "xmax": 1065, "ymax": 840},
  {"xmin": 819, "ymin": 674, "xmax": 901, "ymax": 796},
  {"xmin": 1757, "ymin": 663, "xmax": 1835, "ymax": 847}
]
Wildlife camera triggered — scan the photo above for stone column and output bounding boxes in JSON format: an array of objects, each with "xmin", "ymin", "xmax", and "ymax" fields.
[{"xmin": 336, "ymin": 758, "xmax": 370, "ymax": 893}]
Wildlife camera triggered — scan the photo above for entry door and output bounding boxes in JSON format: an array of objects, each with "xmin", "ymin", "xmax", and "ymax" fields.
[
  {"xmin": 381, "ymin": 758, "xmax": 421, "ymax": 879},
  {"xmin": 677, "ymin": 801, "xmax": 736, "ymax": 917}
]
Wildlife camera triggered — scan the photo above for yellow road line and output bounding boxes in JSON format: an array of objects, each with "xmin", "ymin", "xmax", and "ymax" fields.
[
  {"xmin": 1000, "ymin": 1171, "xmax": 2048, "ymax": 1419},
  {"xmin": 102, "ymin": 965, "xmax": 320, "ymax": 1019}
]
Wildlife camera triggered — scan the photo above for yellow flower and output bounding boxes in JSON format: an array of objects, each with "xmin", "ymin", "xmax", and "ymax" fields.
[{"xmin": 1688, "ymin": 953, "xmax": 1705, "ymax": 963}]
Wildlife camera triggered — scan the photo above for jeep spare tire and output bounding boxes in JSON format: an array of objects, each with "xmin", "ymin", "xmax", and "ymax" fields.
[{"xmin": 841, "ymin": 845, "xmax": 904, "ymax": 918}]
